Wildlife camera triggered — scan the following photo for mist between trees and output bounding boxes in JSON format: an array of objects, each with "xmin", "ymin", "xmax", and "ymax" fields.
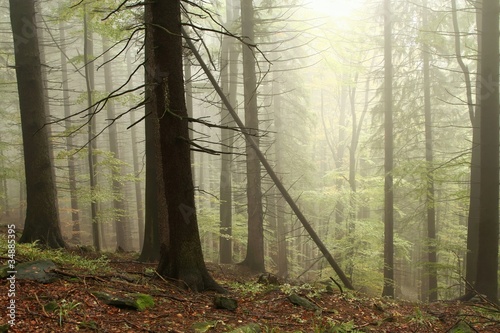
[{"xmin": 0, "ymin": 0, "xmax": 498, "ymax": 302}]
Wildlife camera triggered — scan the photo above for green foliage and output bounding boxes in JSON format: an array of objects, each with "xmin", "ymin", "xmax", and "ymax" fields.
[
  {"xmin": 55, "ymin": 145, "xmax": 138, "ymax": 238},
  {"xmin": 197, "ymin": 203, "xmax": 249, "ymax": 262},
  {"xmin": 280, "ymin": 283, "xmax": 323, "ymax": 299},
  {"xmin": 228, "ymin": 281, "xmax": 267, "ymax": 296},
  {"xmin": 44, "ymin": 299, "xmax": 81, "ymax": 326},
  {"xmin": 77, "ymin": 320, "xmax": 98, "ymax": 330},
  {"xmin": 319, "ymin": 319, "xmax": 364, "ymax": 333},
  {"xmin": 0, "ymin": 236, "xmax": 111, "ymax": 274},
  {"xmin": 406, "ymin": 307, "xmax": 438, "ymax": 327}
]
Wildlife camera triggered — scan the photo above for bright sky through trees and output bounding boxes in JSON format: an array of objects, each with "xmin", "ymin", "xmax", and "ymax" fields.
[{"xmin": 306, "ymin": 0, "xmax": 363, "ymax": 18}]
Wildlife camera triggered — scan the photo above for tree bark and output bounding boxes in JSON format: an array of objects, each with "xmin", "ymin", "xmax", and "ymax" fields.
[
  {"xmin": 126, "ymin": 53, "xmax": 145, "ymax": 251},
  {"xmin": 59, "ymin": 19, "xmax": 80, "ymax": 243},
  {"xmin": 452, "ymin": 0, "xmax": 481, "ymax": 293},
  {"xmin": 10, "ymin": 0, "xmax": 65, "ymax": 248},
  {"xmin": 150, "ymin": 0, "xmax": 223, "ymax": 292},
  {"xmin": 475, "ymin": 0, "xmax": 499, "ymax": 305},
  {"xmin": 83, "ymin": 4, "xmax": 100, "ymax": 251},
  {"xmin": 139, "ymin": 4, "xmax": 162, "ymax": 262},
  {"xmin": 219, "ymin": 0, "xmax": 239, "ymax": 264},
  {"xmin": 239, "ymin": 0, "xmax": 265, "ymax": 272}
]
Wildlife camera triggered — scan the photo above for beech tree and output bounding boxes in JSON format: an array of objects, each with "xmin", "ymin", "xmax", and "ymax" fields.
[
  {"xmin": 59, "ymin": 18, "xmax": 80, "ymax": 243},
  {"xmin": 9, "ymin": 0, "xmax": 65, "ymax": 248},
  {"xmin": 83, "ymin": 3, "xmax": 100, "ymax": 251}
]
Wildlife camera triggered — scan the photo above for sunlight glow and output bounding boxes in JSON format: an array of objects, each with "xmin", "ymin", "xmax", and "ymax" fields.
[{"xmin": 306, "ymin": 0, "xmax": 363, "ymax": 18}]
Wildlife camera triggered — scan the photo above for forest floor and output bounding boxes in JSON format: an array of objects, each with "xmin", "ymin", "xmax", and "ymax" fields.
[{"xmin": 1, "ymin": 248, "xmax": 499, "ymax": 333}]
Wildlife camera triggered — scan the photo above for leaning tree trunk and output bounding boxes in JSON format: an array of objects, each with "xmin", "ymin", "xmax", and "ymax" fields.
[
  {"xmin": 10, "ymin": 0, "xmax": 65, "ymax": 248},
  {"xmin": 151, "ymin": 0, "xmax": 223, "ymax": 292},
  {"xmin": 183, "ymin": 28, "xmax": 354, "ymax": 291}
]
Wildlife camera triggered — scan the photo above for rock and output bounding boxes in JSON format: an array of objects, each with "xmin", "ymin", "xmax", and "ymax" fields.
[
  {"xmin": 92, "ymin": 291, "xmax": 154, "ymax": 311},
  {"xmin": 257, "ymin": 273, "xmax": 280, "ymax": 285},
  {"xmin": 4, "ymin": 260, "xmax": 59, "ymax": 283},
  {"xmin": 213, "ymin": 295, "xmax": 238, "ymax": 311},
  {"xmin": 287, "ymin": 293, "xmax": 320, "ymax": 311},
  {"xmin": 227, "ymin": 323, "xmax": 261, "ymax": 333},
  {"xmin": 191, "ymin": 320, "xmax": 220, "ymax": 332}
]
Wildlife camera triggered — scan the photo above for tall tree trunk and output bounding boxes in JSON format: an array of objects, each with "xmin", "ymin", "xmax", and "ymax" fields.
[
  {"xmin": 273, "ymin": 71, "xmax": 288, "ymax": 278},
  {"xmin": 422, "ymin": 0, "xmax": 438, "ymax": 302},
  {"xmin": 239, "ymin": 0, "xmax": 265, "ymax": 272},
  {"xmin": 382, "ymin": 0, "xmax": 395, "ymax": 298},
  {"xmin": 139, "ymin": 5, "xmax": 162, "ymax": 262},
  {"xmin": 126, "ymin": 53, "xmax": 145, "ymax": 251},
  {"xmin": 34, "ymin": 1, "xmax": 57, "ymax": 184},
  {"xmin": 83, "ymin": 5, "xmax": 100, "ymax": 251},
  {"xmin": 19, "ymin": 180, "xmax": 25, "ymax": 226},
  {"xmin": 452, "ymin": 0, "xmax": 482, "ymax": 292},
  {"xmin": 475, "ymin": 0, "xmax": 499, "ymax": 304},
  {"xmin": 102, "ymin": 37, "xmax": 133, "ymax": 251},
  {"xmin": 59, "ymin": 19, "xmax": 80, "ymax": 243},
  {"xmin": 10, "ymin": 0, "xmax": 65, "ymax": 248},
  {"xmin": 151, "ymin": 0, "xmax": 223, "ymax": 292},
  {"xmin": 219, "ymin": 0, "xmax": 238, "ymax": 264},
  {"xmin": 345, "ymin": 76, "xmax": 357, "ymax": 280}
]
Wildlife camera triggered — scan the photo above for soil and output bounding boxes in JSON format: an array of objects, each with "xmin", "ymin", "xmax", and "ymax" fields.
[{"xmin": 1, "ymin": 254, "xmax": 499, "ymax": 333}]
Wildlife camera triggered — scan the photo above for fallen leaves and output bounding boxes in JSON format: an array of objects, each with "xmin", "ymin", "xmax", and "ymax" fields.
[{"xmin": 0, "ymin": 258, "xmax": 499, "ymax": 332}]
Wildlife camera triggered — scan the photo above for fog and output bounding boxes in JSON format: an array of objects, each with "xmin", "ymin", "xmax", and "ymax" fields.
[{"xmin": 0, "ymin": 0, "xmax": 496, "ymax": 302}]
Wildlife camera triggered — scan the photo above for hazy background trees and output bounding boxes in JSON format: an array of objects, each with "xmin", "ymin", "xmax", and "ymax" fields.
[{"xmin": 0, "ymin": 0, "xmax": 498, "ymax": 301}]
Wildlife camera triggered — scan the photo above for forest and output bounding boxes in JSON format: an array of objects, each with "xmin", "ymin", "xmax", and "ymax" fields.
[{"xmin": 0, "ymin": 0, "xmax": 500, "ymax": 331}]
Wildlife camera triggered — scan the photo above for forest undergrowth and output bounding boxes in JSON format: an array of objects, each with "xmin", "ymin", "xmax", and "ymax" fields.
[{"xmin": 0, "ymin": 239, "xmax": 499, "ymax": 333}]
